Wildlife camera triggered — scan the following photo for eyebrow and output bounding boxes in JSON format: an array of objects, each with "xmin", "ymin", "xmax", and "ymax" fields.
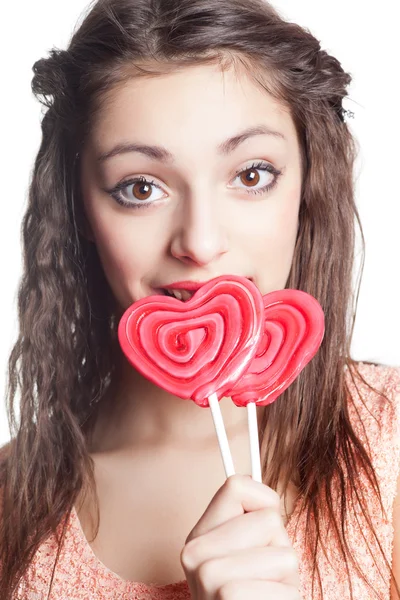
[{"xmin": 96, "ymin": 124, "xmax": 286, "ymax": 163}]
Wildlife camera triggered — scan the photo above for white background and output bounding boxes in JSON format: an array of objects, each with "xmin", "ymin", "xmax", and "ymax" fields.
[{"xmin": 0, "ymin": 1, "xmax": 399, "ymax": 446}]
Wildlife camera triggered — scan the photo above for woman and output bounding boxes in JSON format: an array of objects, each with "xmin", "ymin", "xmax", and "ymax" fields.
[{"xmin": 0, "ymin": 0, "xmax": 399, "ymax": 598}]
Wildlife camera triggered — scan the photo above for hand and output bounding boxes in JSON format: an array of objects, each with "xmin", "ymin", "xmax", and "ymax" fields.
[{"xmin": 180, "ymin": 474, "xmax": 301, "ymax": 599}]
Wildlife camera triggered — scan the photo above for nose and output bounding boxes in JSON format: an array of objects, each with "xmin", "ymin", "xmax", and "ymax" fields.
[{"xmin": 169, "ymin": 192, "xmax": 229, "ymax": 266}]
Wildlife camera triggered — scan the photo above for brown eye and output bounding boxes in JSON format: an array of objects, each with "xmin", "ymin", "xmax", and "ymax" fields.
[
  {"xmin": 231, "ymin": 161, "xmax": 282, "ymax": 197},
  {"xmin": 239, "ymin": 168, "xmax": 260, "ymax": 188},
  {"xmin": 108, "ymin": 175, "xmax": 166, "ymax": 208},
  {"xmin": 132, "ymin": 181, "xmax": 153, "ymax": 201}
]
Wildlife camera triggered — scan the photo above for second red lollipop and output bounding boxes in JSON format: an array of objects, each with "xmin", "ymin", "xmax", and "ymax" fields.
[{"xmin": 230, "ymin": 289, "xmax": 325, "ymax": 407}]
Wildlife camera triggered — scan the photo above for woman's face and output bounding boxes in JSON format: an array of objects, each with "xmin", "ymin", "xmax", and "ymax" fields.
[{"xmin": 80, "ymin": 63, "xmax": 303, "ymax": 312}]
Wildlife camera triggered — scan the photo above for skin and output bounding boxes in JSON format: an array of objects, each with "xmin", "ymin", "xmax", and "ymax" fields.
[
  {"xmin": 80, "ymin": 62, "xmax": 302, "ymax": 448},
  {"xmin": 182, "ymin": 474, "xmax": 300, "ymax": 599},
  {"xmin": 79, "ymin": 62, "xmax": 303, "ymax": 597}
]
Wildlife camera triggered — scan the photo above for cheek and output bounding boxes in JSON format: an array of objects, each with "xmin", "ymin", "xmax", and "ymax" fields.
[
  {"xmin": 246, "ymin": 189, "xmax": 300, "ymax": 291},
  {"xmin": 83, "ymin": 200, "xmax": 161, "ymax": 306}
]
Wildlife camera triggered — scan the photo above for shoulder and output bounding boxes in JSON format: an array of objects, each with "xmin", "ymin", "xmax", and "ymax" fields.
[
  {"xmin": 0, "ymin": 439, "xmax": 14, "ymax": 498},
  {"xmin": 0, "ymin": 439, "xmax": 13, "ymax": 462},
  {"xmin": 345, "ymin": 360, "xmax": 400, "ymax": 395},
  {"xmin": 0, "ymin": 440, "xmax": 12, "ymax": 504},
  {"xmin": 344, "ymin": 361, "xmax": 400, "ymax": 509},
  {"xmin": 345, "ymin": 361, "xmax": 400, "ymax": 431},
  {"xmin": 343, "ymin": 363, "xmax": 400, "ymax": 599},
  {"xmin": 344, "ymin": 361, "xmax": 400, "ymax": 450}
]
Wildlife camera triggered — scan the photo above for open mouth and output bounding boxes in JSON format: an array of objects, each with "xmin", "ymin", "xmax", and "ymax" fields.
[
  {"xmin": 161, "ymin": 288, "xmax": 196, "ymax": 302},
  {"xmin": 156, "ymin": 277, "xmax": 254, "ymax": 302}
]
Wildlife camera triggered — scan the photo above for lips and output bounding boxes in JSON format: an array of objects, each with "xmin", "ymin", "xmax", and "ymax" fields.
[
  {"xmin": 164, "ymin": 289, "xmax": 196, "ymax": 301},
  {"xmin": 164, "ymin": 281, "xmax": 205, "ymax": 291},
  {"xmin": 158, "ymin": 278, "xmax": 253, "ymax": 302}
]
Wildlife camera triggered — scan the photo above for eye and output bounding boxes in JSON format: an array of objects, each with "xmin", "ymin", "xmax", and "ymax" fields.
[
  {"xmin": 106, "ymin": 175, "xmax": 166, "ymax": 209},
  {"xmin": 231, "ymin": 161, "xmax": 282, "ymax": 196},
  {"xmin": 106, "ymin": 160, "xmax": 283, "ymax": 210}
]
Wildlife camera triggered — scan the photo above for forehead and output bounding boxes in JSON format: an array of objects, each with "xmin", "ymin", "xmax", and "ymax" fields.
[{"xmin": 88, "ymin": 63, "xmax": 297, "ymax": 161}]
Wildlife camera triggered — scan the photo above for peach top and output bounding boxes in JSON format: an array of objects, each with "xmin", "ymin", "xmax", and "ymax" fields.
[{"xmin": 14, "ymin": 363, "xmax": 400, "ymax": 599}]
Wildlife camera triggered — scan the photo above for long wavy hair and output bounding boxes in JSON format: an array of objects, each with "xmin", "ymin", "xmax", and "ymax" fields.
[{"xmin": 1, "ymin": 0, "xmax": 398, "ymax": 598}]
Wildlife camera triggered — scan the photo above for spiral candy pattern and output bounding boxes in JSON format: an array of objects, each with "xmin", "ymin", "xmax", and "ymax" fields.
[
  {"xmin": 230, "ymin": 289, "xmax": 325, "ymax": 407},
  {"xmin": 118, "ymin": 275, "xmax": 265, "ymax": 407}
]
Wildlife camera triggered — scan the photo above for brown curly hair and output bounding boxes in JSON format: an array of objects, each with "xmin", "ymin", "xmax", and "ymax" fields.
[{"xmin": 1, "ymin": 0, "xmax": 398, "ymax": 598}]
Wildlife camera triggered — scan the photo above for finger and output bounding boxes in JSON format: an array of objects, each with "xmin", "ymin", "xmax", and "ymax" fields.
[
  {"xmin": 214, "ymin": 579, "xmax": 301, "ymax": 600},
  {"xmin": 185, "ymin": 474, "xmax": 281, "ymax": 543},
  {"xmin": 185, "ymin": 545, "xmax": 300, "ymax": 598},
  {"xmin": 183, "ymin": 506, "xmax": 291, "ymax": 575}
]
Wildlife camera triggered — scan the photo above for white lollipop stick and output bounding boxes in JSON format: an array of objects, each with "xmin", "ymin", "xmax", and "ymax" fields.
[
  {"xmin": 208, "ymin": 392, "xmax": 235, "ymax": 478},
  {"xmin": 247, "ymin": 401, "xmax": 262, "ymax": 482}
]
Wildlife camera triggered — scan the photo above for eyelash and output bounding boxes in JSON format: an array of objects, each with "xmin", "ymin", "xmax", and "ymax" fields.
[{"xmin": 106, "ymin": 161, "xmax": 282, "ymax": 210}]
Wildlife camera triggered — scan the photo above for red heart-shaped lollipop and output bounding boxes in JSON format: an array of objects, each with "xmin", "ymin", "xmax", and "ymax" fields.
[
  {"xmin": 230, "ymin": 289, "xmax": 325, "ymax": 407},
  {"xmin": 118, "ymin": 275, "xmax": 265, "ymax": 407}
]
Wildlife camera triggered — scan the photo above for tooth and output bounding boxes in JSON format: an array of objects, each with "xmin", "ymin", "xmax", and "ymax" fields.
[
  {"xmin": 172, "ymin": 290, "xmax": 183, "ymax": 301},
  {"xmin": 180, "ymin": 290, "xmax": 193, "ymax": 302}
]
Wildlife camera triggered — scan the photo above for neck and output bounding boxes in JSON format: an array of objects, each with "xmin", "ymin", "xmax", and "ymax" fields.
[{"xmin": 88, "ymin": 351, "xmax": 263, "ymax": 453}]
